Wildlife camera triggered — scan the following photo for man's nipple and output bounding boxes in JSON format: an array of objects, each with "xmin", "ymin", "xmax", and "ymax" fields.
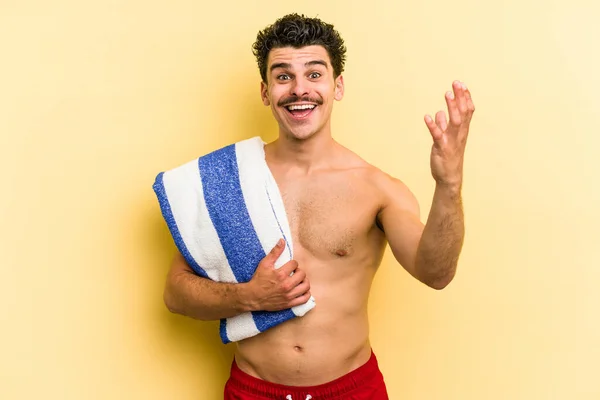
[{"xmin": 335, "ymin": 249, "xmax": 348, "ymax": 257}]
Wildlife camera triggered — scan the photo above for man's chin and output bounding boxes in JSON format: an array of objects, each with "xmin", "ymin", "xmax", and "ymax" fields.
[{"xmin": 282, "ymin": 128, "xmax": 318, "ymax": 141}]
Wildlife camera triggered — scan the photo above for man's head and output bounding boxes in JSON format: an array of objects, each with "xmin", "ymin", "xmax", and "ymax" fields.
[
  {"xmin": 253, "ymin": 14, "xmax": 346, "ymax": 84},
  {"xmin": 253, "ymin": 14, "xmax": 347, "ymax": 141}
]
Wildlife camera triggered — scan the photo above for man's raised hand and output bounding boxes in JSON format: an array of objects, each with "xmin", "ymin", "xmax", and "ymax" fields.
[{"xmin": 424, "ymin": 80, "xmax": 475, "ymax": 187}]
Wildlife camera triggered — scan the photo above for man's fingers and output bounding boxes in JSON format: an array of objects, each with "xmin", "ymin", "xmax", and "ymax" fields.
[
  {"xmin": 279, "ymin": 259, "xmax": 299, "ymax": 276},
  {"xmin": 453, "ymin": 81, "xmax": 468, "ymax": 115},
  {"xmin": 287, "ymin": 267, "xmax": 306, "ymax": 285},
  {"xmin": 264, "ymin": 239, "xmax": 286, "ymax": 265},
  {"xmin": 445, "ymin": 89, "xmax": 462, "ymax": 127},
  {"xmin": 435, "ymin": 111, "xmax": 447, "ymax": 132},
  {"xmin": 424, "ymin": 114, "xmax": 443, "ymax": 141},
  {"xmin": 465, "ymin": 89, "xmax": 475, "ymax": 113},
  {"xmin": 288, "ymin": 292, "xmax": 312, "ymax": 308},
  {"xmin": 286, "ymin": 279, "xmax": 310, "ymax": 300}
]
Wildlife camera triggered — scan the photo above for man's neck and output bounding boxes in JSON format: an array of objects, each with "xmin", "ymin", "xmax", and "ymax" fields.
[{"xmin": 267, "ymin": 131, "xmax": 337, "ymax": 175}]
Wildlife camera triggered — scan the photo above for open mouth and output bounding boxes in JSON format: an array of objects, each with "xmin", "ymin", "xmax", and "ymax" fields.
[{"xmin": 284, "ymin": 104, "xmax": 316, "ymax": 119}]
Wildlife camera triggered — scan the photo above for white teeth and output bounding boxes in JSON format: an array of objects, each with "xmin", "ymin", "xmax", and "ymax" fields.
[{"xmin": 287, "ymin": 104, "xmax": 316, "ymax": 111}]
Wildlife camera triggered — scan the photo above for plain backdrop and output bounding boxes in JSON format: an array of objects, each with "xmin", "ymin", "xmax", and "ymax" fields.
[{"xmin": 1, "ymin": 1, "xmax": 599, "ymax": 399}]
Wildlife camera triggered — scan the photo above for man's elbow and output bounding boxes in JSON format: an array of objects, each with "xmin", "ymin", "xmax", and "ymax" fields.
[
  {"xmin": 163, "ymin": 285, "xmax": 184, "ymax": 315},
  {"xmin": 423, "ymin": 270, "xmax": 456, "ymax": 290},
  {"xmin": 427, "ymin": 278, "xmax": 453, "ymax": 290},
  {"xmin": 163, "ymin": 284, "xmax": 215, "ymax": 321}
]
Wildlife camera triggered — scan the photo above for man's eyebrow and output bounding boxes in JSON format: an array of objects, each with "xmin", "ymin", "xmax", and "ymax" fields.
[
  {"xmin": 305, "ymin": 60, "xmax": 328, "ymax": 68},
  {"xmin": 270, "ymin": 62, "xmax": 291, "ymax": 72},
  {"xmin": 269, "ymin": 60, "xmax": 329, "ymax": 73}
]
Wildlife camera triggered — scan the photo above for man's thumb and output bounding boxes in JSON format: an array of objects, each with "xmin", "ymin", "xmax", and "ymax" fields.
[{"xmin": 264, "ymin": 239, "xmax": 285, "ymax": 265}]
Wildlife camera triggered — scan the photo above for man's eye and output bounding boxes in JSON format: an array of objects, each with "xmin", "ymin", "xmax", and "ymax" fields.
[
  {"xmin": 309, "ymin": 72, "xmax": 321, "ymax": 79},
  {"xmin": 277, "ymin": 74, "xmax": 291, "ymax": 81}
]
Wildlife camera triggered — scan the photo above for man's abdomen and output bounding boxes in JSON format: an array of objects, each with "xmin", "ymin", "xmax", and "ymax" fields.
[{"xmin": 234, "ymin": 296, "xmax": 372, "ymax": 386}]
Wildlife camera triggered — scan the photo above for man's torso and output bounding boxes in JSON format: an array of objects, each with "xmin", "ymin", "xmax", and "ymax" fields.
[{"xmin": 234, "ymin": 142, "xmax": 392, "ymax": 386}]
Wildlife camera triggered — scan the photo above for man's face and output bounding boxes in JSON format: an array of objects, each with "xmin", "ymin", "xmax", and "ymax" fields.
[{"xmin": 261, "ymin": 45, "xmax": 344, "ymax": 141}]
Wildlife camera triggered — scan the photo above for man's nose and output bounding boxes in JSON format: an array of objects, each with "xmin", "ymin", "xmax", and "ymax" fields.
[{"xmin": 290, "ymin": 76, "xmax": 310, "ymax": 97}]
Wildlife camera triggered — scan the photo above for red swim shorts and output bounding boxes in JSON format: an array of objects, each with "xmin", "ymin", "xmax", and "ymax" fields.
[{"xmin": 223, "ymin": 351, "xmax": 389, "ymax": 400}]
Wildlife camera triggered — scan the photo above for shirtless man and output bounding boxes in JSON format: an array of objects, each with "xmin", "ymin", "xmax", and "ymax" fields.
[{"xmin": 163, "ymin": 14, "xmax": 474, "ymax": 400}]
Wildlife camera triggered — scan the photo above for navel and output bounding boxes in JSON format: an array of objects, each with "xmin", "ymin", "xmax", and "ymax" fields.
[{"xmin": 293, "ymin": 345, "xmax": 304, "ymax": 352}]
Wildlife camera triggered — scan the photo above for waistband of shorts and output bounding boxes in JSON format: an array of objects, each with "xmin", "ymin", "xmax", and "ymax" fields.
[{"xmin": 228, "ymin": 350, "xmax": 382, "ymax": 399}]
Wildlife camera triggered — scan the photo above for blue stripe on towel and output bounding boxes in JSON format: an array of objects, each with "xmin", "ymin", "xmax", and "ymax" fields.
[
  {"xmin": 251, "ymin": 309, "xmax": 298, "ymax": 330},
  {"xmin": 199, "ymin": 144, "xmax": 295, "ymax": 334},
  {"xmin": 199, "ymin": 144, "xmax": 263, "ymax": 283},
  {"xmin": 219, "ymin": 319, "xmax": 229, "ymax": 344},
  {"xmin": 152, "ymin": 172, "xmax": 209, "ymax": 278}
]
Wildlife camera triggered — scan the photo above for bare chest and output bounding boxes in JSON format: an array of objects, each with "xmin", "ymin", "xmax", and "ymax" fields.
[{"xmin": 278, "ymin": 175, "xmax": 380, "ymax": 258}]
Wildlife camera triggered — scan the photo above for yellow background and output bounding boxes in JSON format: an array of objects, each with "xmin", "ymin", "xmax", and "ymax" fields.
[{"xmin": 2, "ymin": 1, "xmax": 599, "ymax": 399}]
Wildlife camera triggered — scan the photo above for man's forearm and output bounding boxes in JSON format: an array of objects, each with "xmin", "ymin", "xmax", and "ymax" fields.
[
  {"xmin": 164, "ymin": 269, "xmax": 256, "ymax": 320},
  {"xmin": 414, "ymin": 182, "xmax": 465, "ymax": 289}
]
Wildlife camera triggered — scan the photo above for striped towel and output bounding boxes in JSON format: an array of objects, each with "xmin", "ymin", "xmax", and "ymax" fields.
[{"xmin": 152, "ymin": 136, "xmax": 316, "ymax": 343}]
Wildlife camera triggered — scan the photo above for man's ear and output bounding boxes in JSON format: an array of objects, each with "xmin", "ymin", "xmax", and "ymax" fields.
[
  {"xmin": 260, "ymin": 81, "xmax": 270, "ymax": 106},
  {"xmin": 334, "ymin": 75, "xmax": 345, "ymax": 101}
]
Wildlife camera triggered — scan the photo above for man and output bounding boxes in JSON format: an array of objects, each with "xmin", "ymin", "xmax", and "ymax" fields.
[{"xmin": 163, "ymin": 13, "xmax": 474, "ymax": 400}]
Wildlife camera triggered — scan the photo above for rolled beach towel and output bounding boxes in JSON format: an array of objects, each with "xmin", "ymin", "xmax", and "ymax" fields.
[{"xmin": 153, "ymin": 136, "xmax": 316, "ymax": 343}]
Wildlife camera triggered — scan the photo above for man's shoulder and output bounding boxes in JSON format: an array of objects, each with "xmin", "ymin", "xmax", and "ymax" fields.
[
  {"xmin": 335, "ymin": 142, "xmax": 415, "ymax": 195},
  {"xmin": 337, "ymin": 145, "xmax": 387, "ymax": 177},
  {"xmin": 334, "ymin": 145, "xmax": 420, "ymax": 216},
  {"xmin": 344, "ymin": 154, "xmax": 408, "ymax": 192},
  {"xmin": 361, "ymin": 164, "xmax": 420, "ymax": 214}
]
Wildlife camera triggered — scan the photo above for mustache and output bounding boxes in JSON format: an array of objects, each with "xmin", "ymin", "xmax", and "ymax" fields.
[{"xmin": 277, "ymin": 96, "xmax": 324, "ymax": 107}]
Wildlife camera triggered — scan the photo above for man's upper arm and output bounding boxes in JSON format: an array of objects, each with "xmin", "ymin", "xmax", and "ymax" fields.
[
  {"xmin": 376, "ymin": 172, "xmax": 425, "ymax": 278},
  {"xmin": 167, "ymin": 251, "xmax": 196, "ymax": 281}
]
